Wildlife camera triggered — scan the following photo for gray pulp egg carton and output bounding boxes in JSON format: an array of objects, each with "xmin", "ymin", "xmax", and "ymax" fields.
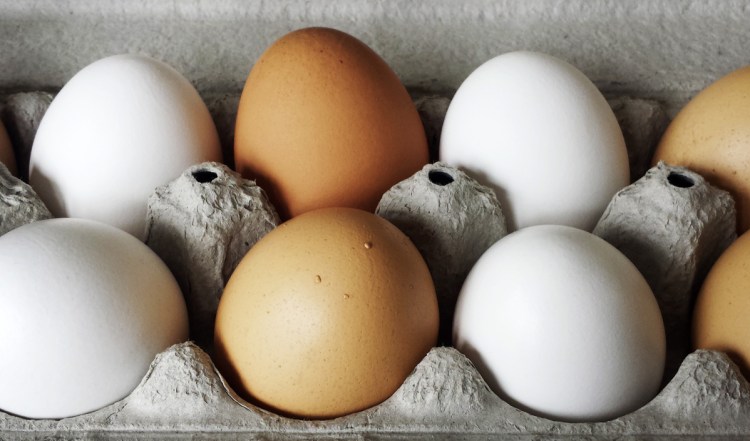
[
  {"xmin": 2, "ymin": 1, "xmax": 750, "ymax": 439},
  {"xmin": 0, "ymin": 90, "xmax": 745, "ymax": 441}
]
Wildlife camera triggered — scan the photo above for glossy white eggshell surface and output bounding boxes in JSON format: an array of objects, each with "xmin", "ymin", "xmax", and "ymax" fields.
[
  {"xmin": 29, "ymin": 54, "xmax": 221, "ymax": 239},
  {"xmin": 440, "ymin": 51, "xmax": 629, "ymax": 231},
  {"xmin": 0, "ymin": 218, "xmax": 188, "ymax": 419},
  {"xmin": 453, "ymin": 225, "xmax": 665, "ymax": 422}
]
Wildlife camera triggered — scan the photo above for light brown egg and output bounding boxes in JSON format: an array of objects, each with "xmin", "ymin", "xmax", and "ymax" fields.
[
  {"xmin": 234, "ymin": 27, "xmax": 428, "ymax": 220},
  {"xmin": 214, "ymin": 207, "xmax": 438, "ymax": 419},
  {"xmin": 693, "ymin": 230, "xmax": 750, "ymax": 377},
  {"xmin": 652, "ymin": 65, "xmax": 750, "ymax": 233},
  {"xmin": 0, "ymin": 121, "xmax": 17, "ymax": 176}
]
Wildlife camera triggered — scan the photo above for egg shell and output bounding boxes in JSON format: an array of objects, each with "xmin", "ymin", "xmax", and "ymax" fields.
[
  {"xmin": 0, "ymin": 121, "xmax": 17, "ymax": 176},
  {"xmin": 453, "ymin": 225, "xmax": 666, "ymax": 422},
  {"xmin": 234, "ymin": 27, "xmax": 429, "ymax": 220},
  {"xmin": 0, "ymin": 218, "xmax": 188, "ymax": 419},
  {"xmin": 693, "ymin": 230, "xmax": 750, "ymax": 377},
  {"xmin": 439, "ymin": 51, "xmax": 630, "ymax": 231},
  {"xmin": 652, "ymin": 66, "xmax": 750, "ymax": 233},
  {"xmin": 29, "ymin": 54, "xmax": 222, "ymax": 239},
  {"xmin": 214, "ymin": 207, "xmax": 438, "ymax": 419}
]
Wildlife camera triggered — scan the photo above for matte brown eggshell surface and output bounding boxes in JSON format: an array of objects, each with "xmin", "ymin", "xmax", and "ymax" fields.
[
  {"xmin": 233, "ymin": 27, "xmax": 429, "ymax": 219},
  {"xmin": 214, "ymin": 207, "xmax": 439, "ymax": 419},
  {"xmin": 693, "ymin": 230, "xmax": 750, "ymax": 377}
]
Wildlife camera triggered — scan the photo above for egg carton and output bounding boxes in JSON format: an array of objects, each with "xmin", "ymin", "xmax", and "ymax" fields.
[
  {"xmin": 0, "ymin": 87, "xmax": 747, "ymax": 439},
  {"xmin": 3, "ymin": 342, "xmax": 750, "ymax": 440},
  {"xmin": 3, "ymin": 0, "xmax": 750, "ymax": 437}
]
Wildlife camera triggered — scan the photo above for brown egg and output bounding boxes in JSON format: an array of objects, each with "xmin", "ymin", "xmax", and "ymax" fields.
[
  {"xmin": 0, "ymin": 121, "xmax": 17, "ymax": 176},
  {"xmin": 214, "ymin": 207, "xmax": 438, "ymax": 419},
  {"xmin": 652, "ymin": 65, "xmax": 750, "ymax": 233},
  {"xmin": 234, "ymin": 27, "xmax": 428, "ymax": 220},
  {"xmin": 693, "ymin": 231, "xmax": 750, "ymax": 376}
]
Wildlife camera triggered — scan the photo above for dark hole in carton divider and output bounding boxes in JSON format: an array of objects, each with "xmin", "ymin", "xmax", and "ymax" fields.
[
  {"xmin": 428, "ymin": 170, "xmax": 454, "ymax": 186},
  {"xmin": 667, "ymin": 172, "xmax": 694, "ymax": 188},
  {"xmin": 192, "ymin": 169, "xmax": 218, "ymax": 183}
]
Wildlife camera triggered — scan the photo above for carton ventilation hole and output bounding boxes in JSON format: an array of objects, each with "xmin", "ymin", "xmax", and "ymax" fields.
[
  {"xmin": 429, "ymin": 170, "xmax": 454, "ymax": 186},
  {"xmin": 667, "ymin": 172, "xmax": 694, "ymax": 188},
  {"xmin": 193, "ymin": 170, "xmax": 218, "ymax": 183}
]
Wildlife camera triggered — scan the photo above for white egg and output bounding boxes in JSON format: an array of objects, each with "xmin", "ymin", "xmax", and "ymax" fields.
[
  {"xmin": 440, "ymin": 51, "xmax": 629, "ymax": 231},
  {"xmin": 453, "ymin": 225, "xmax": 665, "ymax": 422},
  {"xmin": 0, "ymin": 121, "xmax": 16, "ymax": 176},
  {"xmin": 29, "ymin": 54, "xmax": 221, "ymax": 239},
  {"xmin": 0, "ymin": 218, "xmax": 188, "ymax": 419}
]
